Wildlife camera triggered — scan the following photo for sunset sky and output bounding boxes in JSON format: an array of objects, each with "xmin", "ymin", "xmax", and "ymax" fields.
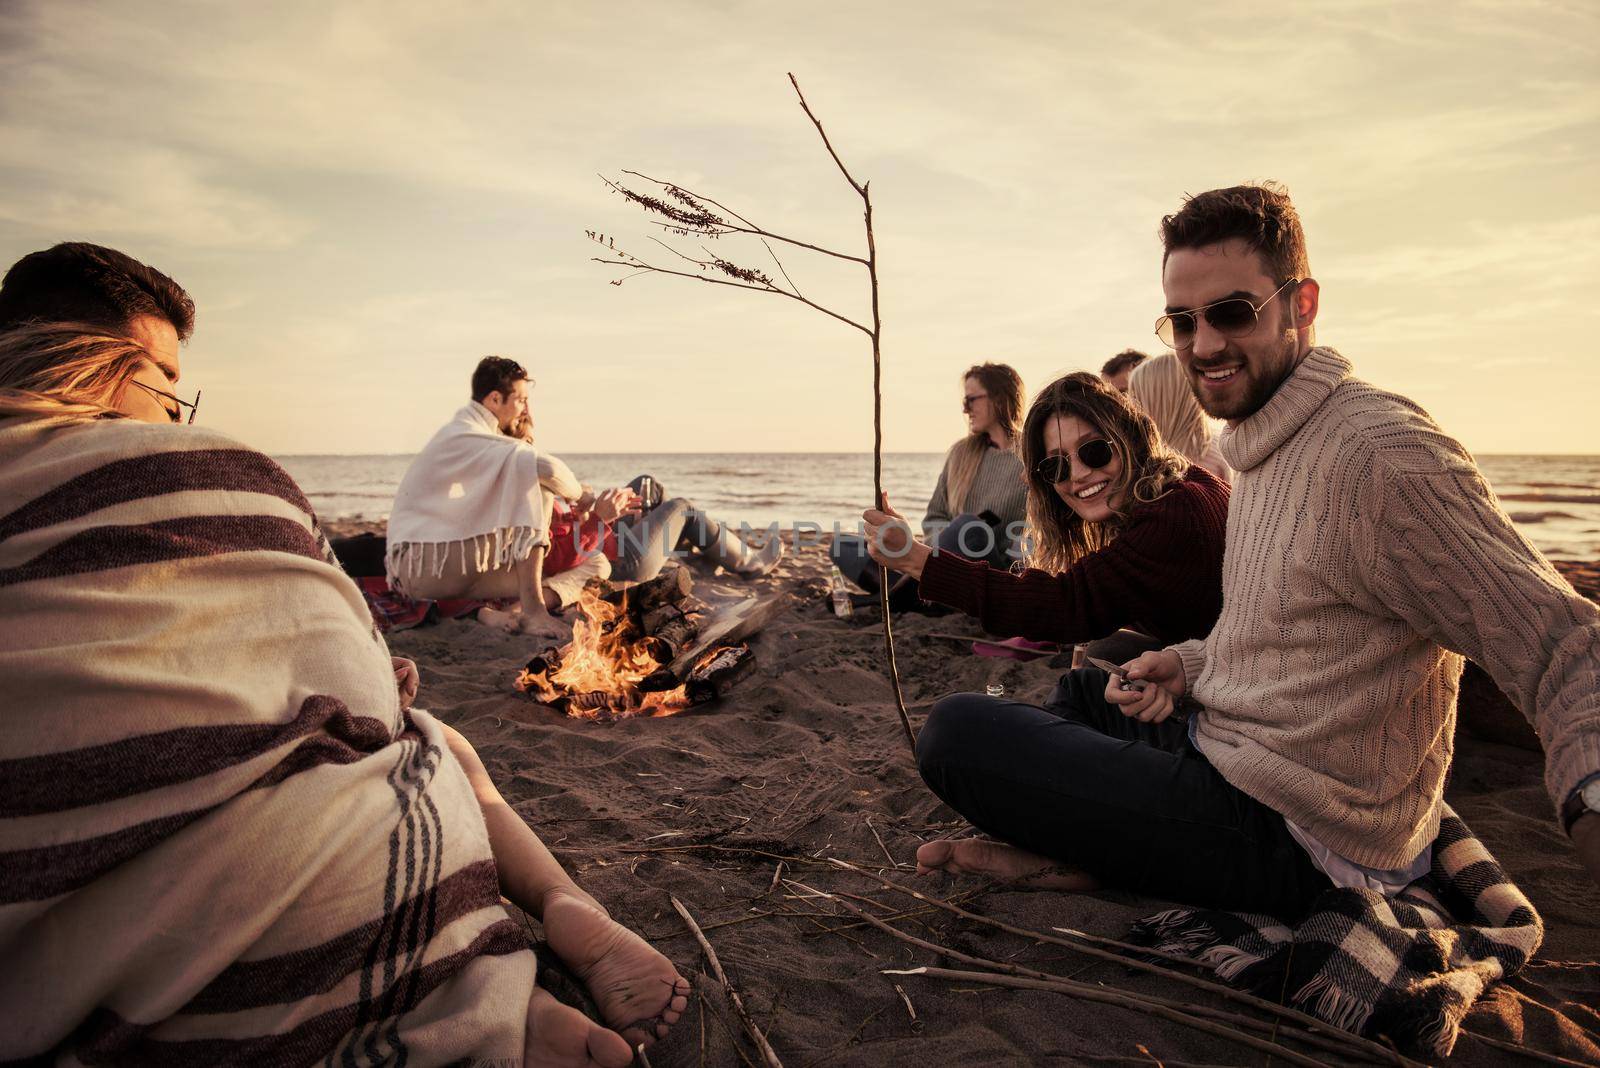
[{"xmin": 2, "ymin": 0, "xmax": 1596, "ymax": 455}]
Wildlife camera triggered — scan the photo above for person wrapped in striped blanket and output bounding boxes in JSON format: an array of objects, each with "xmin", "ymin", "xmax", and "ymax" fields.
[{"xmin": 0, "ymin": 319, "xmax": 688, "ymax": 1067}]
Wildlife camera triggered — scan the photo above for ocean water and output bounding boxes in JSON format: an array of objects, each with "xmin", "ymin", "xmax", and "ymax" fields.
[{"xmin": 273, "ymin": 452, "xmax": 1600, "ymax": 561}]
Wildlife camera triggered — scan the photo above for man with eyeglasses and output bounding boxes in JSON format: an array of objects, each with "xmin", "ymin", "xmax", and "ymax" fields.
[
  {"xmin": 1098, "ymin": 183, "xmax": 1600, "ymax": 899},
  {"xmin": 0, "ymin": 242, "xmax": 200, "ymax": 421}
]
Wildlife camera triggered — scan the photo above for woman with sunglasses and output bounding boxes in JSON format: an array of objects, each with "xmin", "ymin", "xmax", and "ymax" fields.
[
  {"xmin": 865, "ymin": 371, "xmax": 1228, "ymax": 653},
  {"xmin": 864, "ymin": 372, "xmax": 1230, "ymax": 887},
  {"xmin": 831, "ymin": 361, "xmax": 1028, "ymax": 611}
]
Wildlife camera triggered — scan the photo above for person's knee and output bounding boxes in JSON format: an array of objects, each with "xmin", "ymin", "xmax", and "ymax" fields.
[
  {"xmin": 935, "ymin": 514, "xmax": 998, "ymax": 562},
  {"xmin": 915, "ymin": 692, "xmax": 993, "ymax": 781}
]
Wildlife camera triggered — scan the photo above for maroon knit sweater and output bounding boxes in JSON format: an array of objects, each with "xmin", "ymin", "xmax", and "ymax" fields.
[{"xmin": 917, "ymin": 465, "xmax": 1229, "ymax": 645}]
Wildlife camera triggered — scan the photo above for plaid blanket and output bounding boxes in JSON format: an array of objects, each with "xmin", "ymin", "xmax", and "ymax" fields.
[{"xmin": 1129, "ymin": 806, "xmax": 1542, "ymax": 1058}]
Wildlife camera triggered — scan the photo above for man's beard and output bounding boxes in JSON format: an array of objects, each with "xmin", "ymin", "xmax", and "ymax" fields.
[{"xmin": 1190, "ymin": 332, "xmax": 1299, "ymax": 421}]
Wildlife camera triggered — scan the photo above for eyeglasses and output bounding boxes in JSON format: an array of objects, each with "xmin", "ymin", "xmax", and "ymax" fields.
[
  {"xmin": 130, "ymin": 380, "xmax": 202, "ymax": 424},
  {"xmin": 962, "ymin": 393, "xmax": 989, "ymax": 412},
  {"xmin": 1033, "ymin": 439, "xmax": 1114, "ymax": 484},
  {"xmin": 1154, "ymin": 278, "xmax": 1299, "ymax": 349}
]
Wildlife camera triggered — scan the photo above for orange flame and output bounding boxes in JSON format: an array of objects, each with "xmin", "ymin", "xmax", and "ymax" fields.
[{"xmin": 514, "ymin": 587, "xmax": 690, "ymax": 718}]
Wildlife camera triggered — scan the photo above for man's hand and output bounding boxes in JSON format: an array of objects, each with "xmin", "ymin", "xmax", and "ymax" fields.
[
  {"xmin": 392, "ymin": 657, "xmax": 420, "ymax": 710},
  {"xmin": 863, "ymin": 494, "xmax": 932, "ymax": 580},
  {"xmin": 590, "ymin": 486, "xmax": 640, "ymax": 524},
  {"xmin": 1572, "ymin": 811, "xmax": 1600, "ymax": 889},
  {"xmin": 1102, "ymin": 649, "xmax": 1185, "ymax": 724}
]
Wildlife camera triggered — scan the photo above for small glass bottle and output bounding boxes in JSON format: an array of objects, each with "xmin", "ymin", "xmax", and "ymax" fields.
[
  {"xmin": 830, "ymin": 566, "xmax": 854, "ymax": 620},
  {"xmin": 985, "ymin": 683, "xmax": 1005, "ymax": 698}
]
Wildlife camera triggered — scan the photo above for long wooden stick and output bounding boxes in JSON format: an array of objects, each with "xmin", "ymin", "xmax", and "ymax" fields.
[
  {"xmin": 889, "ymin": 967, "xmax": 1336, "ymax": 1068},
  {"xmin": 788, "ymin": 880, "xmax": 1350, "ymax": 1068},
  {"xmin": 671, "ymin": 896, "xmax": 784, "ymax": 1068},
  {"xmin": 786, "ymin": 72, "xmax": 916, "ymax": 755},
  {"xmin": 826, "ymin": 857, "xmax": 1418, "ymax": 1068}
]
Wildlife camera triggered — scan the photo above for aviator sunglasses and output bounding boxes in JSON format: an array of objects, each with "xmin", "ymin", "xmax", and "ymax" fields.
[
  {"xmin": 1033, "ymin": 438, "xmax": 1114, "ymax": 484},
  {"xmin": 1154, "ymin": 277, "xmax": 1299, "ymax": 349},
  {"xmin": 130, "ymin": 379, "xmax": 202, "ymax": 424}
]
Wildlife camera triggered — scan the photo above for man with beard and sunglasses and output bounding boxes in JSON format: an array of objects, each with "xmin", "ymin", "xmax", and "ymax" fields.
[
  {"xmin": 913, "ymin": 184, "xmax": 1600, "ymax": 914},
  {"xmin": 1116, "ymin": 184, "xmax": 1600, "ymax": 896}
]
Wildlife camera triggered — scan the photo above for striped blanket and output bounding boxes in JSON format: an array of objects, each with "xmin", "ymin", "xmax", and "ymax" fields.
[{"xmin": 0, "ymin": 417, "xmax": 534, "ymax": 1064}]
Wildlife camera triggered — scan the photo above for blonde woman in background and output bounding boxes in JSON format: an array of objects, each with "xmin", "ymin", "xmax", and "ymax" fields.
[
  {"xmin": 830, "ymin": 361, "xmax": 1028, "ymax": 611},
  {"xmin": 1127, "ymin": 352, "xmax": 1231, "ymax": 482}
]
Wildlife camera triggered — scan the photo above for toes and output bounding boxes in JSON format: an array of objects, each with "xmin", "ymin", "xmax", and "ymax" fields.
[{"xmin": 915, "ymin": 840, "xmax": 955, "ymax": 871}]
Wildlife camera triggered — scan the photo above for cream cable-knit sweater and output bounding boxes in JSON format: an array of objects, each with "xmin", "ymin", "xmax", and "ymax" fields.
[{"xmin": 1171, "ymin": 347, "xmax": 1600, "ymax": 869}]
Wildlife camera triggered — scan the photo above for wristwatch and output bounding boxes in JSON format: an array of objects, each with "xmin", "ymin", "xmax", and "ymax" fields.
[{"xmin": 1561, "ymin": 775, "xmax": 1600, "ymax": 834}]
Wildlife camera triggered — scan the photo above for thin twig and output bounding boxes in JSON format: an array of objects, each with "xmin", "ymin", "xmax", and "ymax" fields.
[
  {"xmin": 794, "ymin": 880, "xmax": 1366, "ymax": 1068},
  {"xmin": 889, "ymin": 967, "xmax": 1335, "ymax": 1068},
  {"xmin": 1461, "ymin": 1031, "xmax": 1598, "ymax": 1067},
  {"xmin": 787, "ymin": 73, "xmax": 864, "ymax": 194},
  {"xmin": 672, "ymin": 897, "xmax": 785, "ymax": 1068},
  {"xmin": 865, "ymin": 817, "xmax": 898, "ymax": 869},
  {"xmin": 622, "ymin": 169, "xmax": 868, "ymax": 266},
  {"xmin": 590, "ymin": 254, "xmax": 872, "ymax": 337},
  {"xmin": 697, "ymin": 988, "xmax": 760, "ymax": 1068},
  {"xmin": 827, "ymin": 857, "xmax": 1418, "ymax": 1068}
]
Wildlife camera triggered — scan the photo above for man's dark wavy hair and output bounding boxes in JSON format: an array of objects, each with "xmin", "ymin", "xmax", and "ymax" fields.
[
  {"xmin": 0, "ymin": 242, "xmax": 195, "ymax": 339},
  {"xmin": 470, "ymin": 356, "xmax": 529, "ymax": 402},
  {"xmin": 1160, "ymin": 182, "xmax": 1311, "ymax": 284}
]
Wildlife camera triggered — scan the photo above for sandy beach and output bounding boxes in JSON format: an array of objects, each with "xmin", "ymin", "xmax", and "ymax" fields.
[{"xmin": 323, "ymin": 518, "xmax": 1600, "ymax": 1066}]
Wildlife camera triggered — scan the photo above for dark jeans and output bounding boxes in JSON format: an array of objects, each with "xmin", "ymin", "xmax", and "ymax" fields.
[
  {"xmin": 831, "ymin": 512, "xmax": 1014, "ymax": 608},
  {"xmin": 915, "ymin": 668, "xmax": 1332, "ymax": 918}
]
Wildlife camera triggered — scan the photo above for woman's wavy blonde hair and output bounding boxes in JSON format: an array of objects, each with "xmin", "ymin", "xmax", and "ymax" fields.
[
  {"xmin": 0, "ymin": 322, "xmax": 152, "ymax": 423},
  {"xmin": 1022, "ymin": 371, "xmax": 1187, "ymax": 572},
  {"xmin": 1127, "ymin": 353, "xmax": 1216, "ymax": 467}
]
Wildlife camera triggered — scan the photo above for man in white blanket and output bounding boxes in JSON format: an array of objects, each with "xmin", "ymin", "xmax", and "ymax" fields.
[{"xmin": 387, "ymin": 356, "xmax": 635, "ymax": 641}]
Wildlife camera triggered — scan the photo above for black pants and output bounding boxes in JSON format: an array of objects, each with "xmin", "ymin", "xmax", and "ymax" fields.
[{"xmin": 916, "ymin": 668, "xmax": 1332, "ymax": 918}]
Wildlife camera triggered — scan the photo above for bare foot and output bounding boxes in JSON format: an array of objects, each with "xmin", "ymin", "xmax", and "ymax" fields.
[
  {"xmin": 915, "ymin": 837, "xmax": 1100, "ymax": 891},
  {"xmin": 542, "ymin": 890, "xmax": 691, "ymax": 1048},
  {"xmin": 480, "ymin": 605, "xmax": 573, "ymax": 643},
  {"xmin": 524, "ymin": 985, "xmax": 633, "ymax": 1068}
]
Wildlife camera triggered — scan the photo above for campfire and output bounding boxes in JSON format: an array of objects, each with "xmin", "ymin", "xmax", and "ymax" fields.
[{"xmin": 513, "ymin": 567, "xmax": 766, "ymax": 720}]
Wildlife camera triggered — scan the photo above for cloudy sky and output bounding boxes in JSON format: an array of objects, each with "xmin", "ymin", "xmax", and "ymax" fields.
[{"xmin": 2, "ymin": 0, "xmax": 1596, "ymax": 455}]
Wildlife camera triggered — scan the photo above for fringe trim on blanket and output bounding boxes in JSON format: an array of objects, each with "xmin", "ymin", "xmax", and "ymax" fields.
[{"xmin": 385, "ymin": 526, "xmax": 544, "ymax": 586}]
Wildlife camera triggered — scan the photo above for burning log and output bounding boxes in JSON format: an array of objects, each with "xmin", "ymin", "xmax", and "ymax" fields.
[
  {"xmin": 603, "ymin": 565, "xmax": 693, "ymax": 612},
  {"xmin": 685, "ymin": 643, "xmax": 756, "ymax": 703}
]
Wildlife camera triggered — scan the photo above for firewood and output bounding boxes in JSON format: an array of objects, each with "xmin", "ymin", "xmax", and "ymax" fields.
[
  {"xmin": 604, "ymin": 565, "xmax": 692, "ymax": 612},
  {"xmin": 685, "ymin": 643, "xmax": 755, "ymax": 702},
  {"xmin": 668, "ymin": 596, "xmax": 781, "ymax": 676}
]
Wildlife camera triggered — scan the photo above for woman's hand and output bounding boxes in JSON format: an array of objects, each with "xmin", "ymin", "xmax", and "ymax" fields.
[
  {"xmin": 392, "ymin": 657, "xmax": 420, "ymax": 710},
  {"xmin": 1102, "ymin": 648, "xmax": 1185, "ymax": 723},
  {"xmin": 863, "ymin": 494, "xmax": 932, "ymax": 580}
]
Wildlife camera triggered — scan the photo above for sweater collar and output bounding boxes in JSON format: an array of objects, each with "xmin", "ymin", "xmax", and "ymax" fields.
[{"xmin": 1219, "ymin": 346, "xmax": 1352, "ymax": 472}]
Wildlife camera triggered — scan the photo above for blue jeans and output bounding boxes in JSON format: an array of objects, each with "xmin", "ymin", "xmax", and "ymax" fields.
[{"xmin": 609, "ymin": 474, "xmax": 722, "ymax": 583}]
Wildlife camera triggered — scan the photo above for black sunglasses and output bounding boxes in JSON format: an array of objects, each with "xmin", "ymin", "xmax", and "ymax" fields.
[
  {"xmin": 1154, "ymin": 277, "xmax": 1299, "ymax": 349},
  {"xmin": 1033, "ymin": 439, "xmax": 1114, "ymax": 483},
  {"xmin": 131, "ymin": 380, "xmax": 202, "ymax": 424},
  {"xmin": 962, "ymin": 392, "xmax": 988, "ymax": 412}
]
